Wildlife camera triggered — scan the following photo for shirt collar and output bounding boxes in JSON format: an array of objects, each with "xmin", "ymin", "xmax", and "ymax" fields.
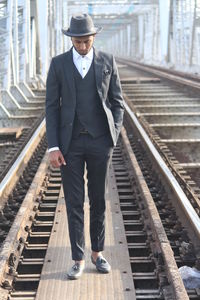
[{"xmin": 72, "ymin": 47, "xmax": 94, "ymax": 61}]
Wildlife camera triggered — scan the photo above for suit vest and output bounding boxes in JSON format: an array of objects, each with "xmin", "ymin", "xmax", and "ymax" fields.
[{"xmin": 72, "ymin": 60, "xmax": 109, "ymax": 138}]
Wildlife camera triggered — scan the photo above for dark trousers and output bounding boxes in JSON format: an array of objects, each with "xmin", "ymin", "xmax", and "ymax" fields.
[{"xmin": 60, "ymin": 133, "xmax": 113, "ymax": 261}]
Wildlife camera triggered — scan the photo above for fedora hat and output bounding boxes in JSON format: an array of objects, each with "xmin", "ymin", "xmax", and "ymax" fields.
[{"xmin": 62, "ymin": 13, "xmax": 102, "ymax": 37}]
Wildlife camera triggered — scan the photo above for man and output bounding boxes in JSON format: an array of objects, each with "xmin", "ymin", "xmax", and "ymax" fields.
[{"xmin": 45, "ymin": 14, "xmax": 124, "ymax": 280}]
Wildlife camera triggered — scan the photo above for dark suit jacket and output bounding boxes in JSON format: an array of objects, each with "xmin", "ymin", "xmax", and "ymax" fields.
[{"xmin": 45, "ymin": 47, "xmax": 124, "ymax": 155}]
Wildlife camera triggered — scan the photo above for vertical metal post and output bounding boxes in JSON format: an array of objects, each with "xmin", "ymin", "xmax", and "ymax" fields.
[
  {"xmin": 19, "ymin": 0, "xmax": 31, "ymax": 83},
  {"xmin": 119, "ymin": 28, "xmax": 122, "ymax": 57},
  {"xmin": 134, "ymin": 18, "xmax": 139, "ymax": 58},
  {"xmin": 189, "ymin": 0, "xmax": 196, "ymax": 66},
  {"xmin": 167, "ymin": 0, "xmax": 173, "ymax": 64},
  {"xmin": 172, "ymin": 0, "xmax": 178, "ymax": 65},
  {"xmin": 63, "ymin": 0, "xmax": 68, "ymax": 51},
  {"xmin": 26, "ymin": 0, "xmax": 31, "ymax": 81},
  {"xmin": 115, "ymin": 34, "xmax": 118, "ymax": 56},
  {"xmin": 3, "ymin": 0, "xmax": 13, "ymax": 90},
  {"xmin": 13, "ymin": 0, "xmax": 19, "ymax": 85},
  {"xmin": 138, "ymin": 15, "xmax": 144, "ymax": 60},
  {"xmin": 37, "ymin": 0, "xmax": 48, "ymax": 77},
  {"xmin": 180, "ymin": 0, "xmax": 186, "ymax": 65},
  {"xmin": 32, "ymin": 0, "xmax": 41, "ymax": 76},
  {"xmin": 127, "ymin": 24, "xmax": 131, "ymax": 57},
  {"xmin": 31, "ymin": 17, "xmax": 36, "ymax": 78}
]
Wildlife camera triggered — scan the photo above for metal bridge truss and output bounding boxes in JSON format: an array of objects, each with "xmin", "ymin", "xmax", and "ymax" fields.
[
  {"xmin": 0, "ymin": 0, "xmax": 64, "ymax": 119},
  {"xmin": 100, "ymin": 0, "xmax": 200, "ymax": 74},
  {"xmin": 0, "ymin": 0, "xmax": 199, "ymax": 115}
]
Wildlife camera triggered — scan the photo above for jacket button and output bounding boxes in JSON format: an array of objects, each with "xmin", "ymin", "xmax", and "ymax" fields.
[{"xmin": 69, "ymin": 123, "xmax": 72, "ymax": 126}]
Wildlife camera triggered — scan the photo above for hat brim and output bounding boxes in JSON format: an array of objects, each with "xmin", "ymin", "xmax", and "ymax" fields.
[{"xmin": 61, "ymin": 26, "xmax": 102, "ymax": 37}]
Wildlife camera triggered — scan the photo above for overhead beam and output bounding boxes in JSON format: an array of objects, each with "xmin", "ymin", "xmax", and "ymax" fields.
[
  {"xmin": 67, "ymin": 1, "xmax": 138, "ymax": 5},
  {"xmin": 67, "ymin": 0, "xmax": 158, "ymax": 5},
  {"xmin": 92, "ymin": 13, "xmax": 136, "ymax": 18}
]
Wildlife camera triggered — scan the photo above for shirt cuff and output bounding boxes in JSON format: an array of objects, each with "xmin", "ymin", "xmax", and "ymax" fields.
[{"xmin": 48, "ymin": 147, "xmax": 59, "ymax": 152}]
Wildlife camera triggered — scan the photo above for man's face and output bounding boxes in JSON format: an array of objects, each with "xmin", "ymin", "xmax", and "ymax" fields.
[{"xmin": 71, "ymin": 35, "xmax": 95, "ymax": 56}]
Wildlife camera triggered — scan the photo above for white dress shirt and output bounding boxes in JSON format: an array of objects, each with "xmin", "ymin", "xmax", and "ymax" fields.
[
  {"xmin": 48, "ymin": 47, "xmax": 94, "ymax": 152},
  {"xmin": 72, "ymin": 46, "xmax": 94, "ymax": 78}
]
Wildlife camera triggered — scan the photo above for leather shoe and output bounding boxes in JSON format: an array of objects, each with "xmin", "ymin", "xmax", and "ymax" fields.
[
  {"xmin": 67, "ymin": 262, "xmax": 85, "ymax": 280},
  {"xmin": 91, "ymin": 255, "xmax": 111, "ymax": 273}
]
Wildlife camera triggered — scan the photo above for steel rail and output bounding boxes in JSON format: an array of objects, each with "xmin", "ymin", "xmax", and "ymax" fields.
[
  {"xmin": 124, "ymin": 101, "xmax": 200, "ymax": 238},
  {"xmin": 119, "ymin": 58, "xmax": 200, "ymax": 90},
  {"xmin": 0, "ymin": 118, "xmax": 46, "ymax": 202},
  {"xmin": 121, "ymin": 126, "xmax": 189, "ymax": 300}
]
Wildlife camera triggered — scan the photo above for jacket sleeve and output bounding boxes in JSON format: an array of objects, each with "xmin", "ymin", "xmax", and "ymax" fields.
[
  {"xmin": 108, "ymin": 55, "xmax": 124, "ymax": 140},
  {"xmin": 45, "ymin": 58, "xmax": 61, "ymax": 149}
]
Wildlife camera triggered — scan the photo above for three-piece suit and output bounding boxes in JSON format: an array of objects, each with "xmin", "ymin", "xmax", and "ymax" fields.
[{"xmin": 45, "ymin": 47, "xmax": 124, "ymax": 260}]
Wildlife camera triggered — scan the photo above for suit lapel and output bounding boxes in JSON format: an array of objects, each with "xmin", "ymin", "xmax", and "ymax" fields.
[
  {"xmin": 94, "ymin": 49, "xmax": 104, "ymax": 99},
  {"xmin": 62, "ymin": 48, "xmax": 76, "ymax": 103}
]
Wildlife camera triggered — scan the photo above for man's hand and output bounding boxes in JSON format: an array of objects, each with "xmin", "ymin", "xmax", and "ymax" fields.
[{"xmin": 49, "ymin": 150, "xmax": 66, "ymax": 168}]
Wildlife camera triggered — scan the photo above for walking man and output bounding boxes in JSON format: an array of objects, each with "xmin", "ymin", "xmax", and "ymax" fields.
[{"xmin": 45, "ymin": 14, "xmax": 124, "ymax": 280}]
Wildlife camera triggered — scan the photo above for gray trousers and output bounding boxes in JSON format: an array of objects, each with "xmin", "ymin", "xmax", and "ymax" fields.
[{"xmin": 61, "ymin": 133, "xmax": 113, "ymax": 261}]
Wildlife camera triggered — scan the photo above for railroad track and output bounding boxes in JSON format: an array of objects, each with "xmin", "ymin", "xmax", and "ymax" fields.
[
  {"xmin": 0, "ymin": 125, "xmax": 198, "ymax": 299},
  {"xmin": 0, "ymin": 87, "xmax": 45, "ymax": 183},
  {"xmin": 0, "ymin": 66, "xmax": 200, "ymax": 299},
  {"xmin": 119, "ymin": 58, "xmax": 200, "ymax": 89},
  {"xmin": 118, "ymin": 60, "xmax": 200, "ymax": 218}
]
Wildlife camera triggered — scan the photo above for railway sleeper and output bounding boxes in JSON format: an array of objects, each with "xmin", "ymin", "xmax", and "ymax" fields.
[
  {"xmin": 121, "ymin": 118, "xmax": 200, "ymax": 297},
  {"xmin": 0, "ymin": 163, "xmax": 61, "ymax": 297}
]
